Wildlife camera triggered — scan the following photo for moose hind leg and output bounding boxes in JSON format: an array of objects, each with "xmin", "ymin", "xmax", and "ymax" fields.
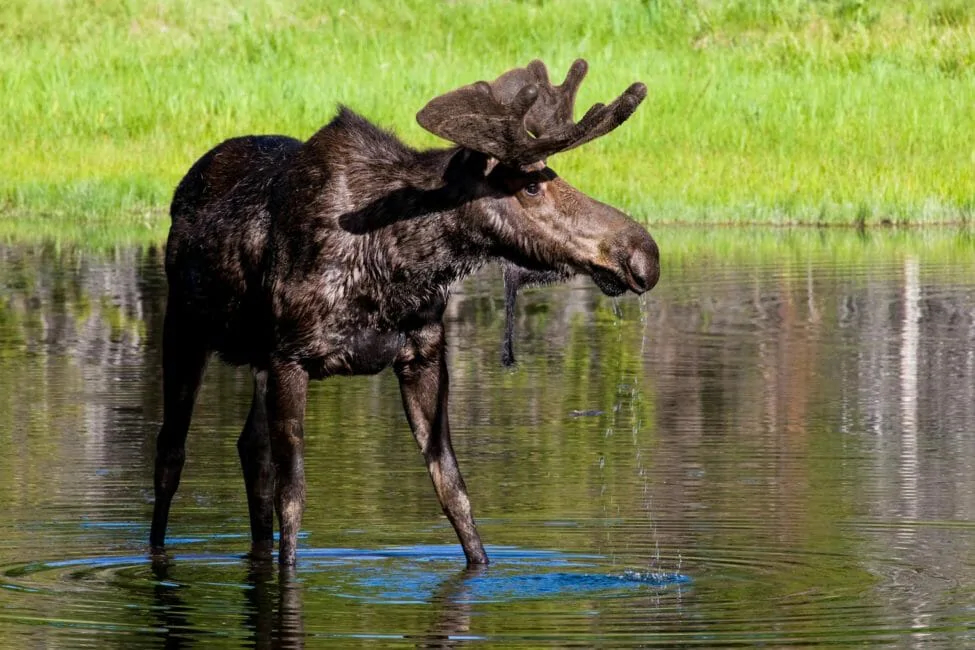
[
  {"xmin": 238, "ymin": 369, "xmax": 275, "ymax": 557},
  {"xmin": 266, "ymin": 361, "xmax": 310, "ymax": 566},
  {"xmin": 150, "ymin": 307, "xmax": 209, "ymax": 551}
]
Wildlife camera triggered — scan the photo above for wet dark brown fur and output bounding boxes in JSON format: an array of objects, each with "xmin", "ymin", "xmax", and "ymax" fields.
[{"xmin": 152, "ymin": 96, "xmax": 658, "ymax": 566}]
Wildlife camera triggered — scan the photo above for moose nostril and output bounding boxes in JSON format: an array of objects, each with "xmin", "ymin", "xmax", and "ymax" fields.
[{"xmin": 626, "ymin": 245, "xmax": 659, "ymax": 294}]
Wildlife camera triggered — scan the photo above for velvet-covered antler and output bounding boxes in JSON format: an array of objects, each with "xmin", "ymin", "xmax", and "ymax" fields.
[{"xmin": 417, "ymin": 59, "xmax": 646, "ymax": 166}]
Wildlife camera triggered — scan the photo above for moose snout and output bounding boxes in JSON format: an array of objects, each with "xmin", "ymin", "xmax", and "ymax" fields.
[
  {"xmin": 589, "ymin": 227, "xmax": 659, "ymax": 298},
  {"xmin": 623, "ymin": 234, "xmax": 659, "ymax": 294}
]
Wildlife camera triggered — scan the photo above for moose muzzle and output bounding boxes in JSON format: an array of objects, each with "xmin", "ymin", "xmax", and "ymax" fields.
[
  {"xmin": 590, "ymin": 225, "xmax": 659, "ymax": 297},
  {"xmin": 623, "ymin": 229, "xmax": 659, "ymax": 294}
]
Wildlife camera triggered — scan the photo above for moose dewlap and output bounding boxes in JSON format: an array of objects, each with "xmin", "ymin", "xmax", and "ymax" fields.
[{"xmin": 152, "ymin": 59, "xmax": 659, "ymax": 566}]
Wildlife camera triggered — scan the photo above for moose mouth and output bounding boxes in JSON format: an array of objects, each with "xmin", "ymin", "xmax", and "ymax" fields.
[{"xmin": 589, "ymin": 266, "xmax": 630, "ymax": 297}]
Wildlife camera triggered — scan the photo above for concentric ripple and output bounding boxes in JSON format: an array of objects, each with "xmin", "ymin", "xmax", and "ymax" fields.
[
  {"xmin": 0, "ymin": 542, "xmax": 691, "ymax": 647},
  {"xmin": 6, "ymin": 527, "xmax": 975, "ymax": 647}
]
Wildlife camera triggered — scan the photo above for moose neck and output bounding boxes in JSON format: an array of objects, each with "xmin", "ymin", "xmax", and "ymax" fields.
[
  {"xmin": 285, "ymin": 112, "xmax": 495, "ymax": 324},
  {"xmin": 331, "ymin": 145, "xmax": 490, "ymax": 282}
]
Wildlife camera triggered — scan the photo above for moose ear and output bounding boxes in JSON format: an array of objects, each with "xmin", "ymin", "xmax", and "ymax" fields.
[
  {"xmin": 482, "ymin": 156, "xmax": 500, "ymax": 177},
  {"xmin": 465, "ymin": 149, "xmax": 499, "ymax": 177},
  {"xmin": 448, "ymin": 149, "xmax": 499, "ymax": 180}
]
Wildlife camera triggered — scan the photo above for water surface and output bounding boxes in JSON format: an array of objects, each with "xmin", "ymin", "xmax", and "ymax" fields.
[{"xmin": 1, "ymin": 229, "xmax": 974, "ymax": 647}]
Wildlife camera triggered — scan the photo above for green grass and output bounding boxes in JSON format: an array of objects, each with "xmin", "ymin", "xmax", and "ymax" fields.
[{"xmin": 2, "ymin": 0, "xmax": 974, "ymax": 244}]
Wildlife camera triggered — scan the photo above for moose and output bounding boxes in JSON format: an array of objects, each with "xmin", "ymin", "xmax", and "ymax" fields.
[{"xmin": 151, "ymin": 59, "xmax": 659, "ymax": 566}]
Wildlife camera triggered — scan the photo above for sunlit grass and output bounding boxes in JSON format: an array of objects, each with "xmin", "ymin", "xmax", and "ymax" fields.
[{"xmin": 1, "ymin": 0, "xmax": 973, "ymax": 243}]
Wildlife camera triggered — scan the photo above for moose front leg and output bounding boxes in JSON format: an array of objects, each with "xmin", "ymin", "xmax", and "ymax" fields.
[
  {"xmin": 266, "ymin": 360, "xmax": 309, "ymax": 566},
  {"xmin": 395, "ymin": 324, "xmax": 488, "ymax": 566}
]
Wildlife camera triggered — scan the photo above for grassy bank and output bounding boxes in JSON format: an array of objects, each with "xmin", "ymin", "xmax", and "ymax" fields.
[{"xmin": 2, "ymin": 0, "xmax": 973, "ymax": 243}]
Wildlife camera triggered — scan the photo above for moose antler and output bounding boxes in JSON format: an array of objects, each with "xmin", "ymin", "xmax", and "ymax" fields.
[{"xmin": 417, "ymin": 59, "xmax": 647, "ymax": 166}]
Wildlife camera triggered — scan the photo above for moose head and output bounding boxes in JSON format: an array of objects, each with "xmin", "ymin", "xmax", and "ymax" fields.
[{"xmin": 417, "ymin": 59, "xmax": 659, "ymax": 300}]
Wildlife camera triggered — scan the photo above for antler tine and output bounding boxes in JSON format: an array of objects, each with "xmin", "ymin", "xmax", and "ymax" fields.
[
  {"xmin": 417, "ymin": 60, "xmax": 646, "ymax": 167},
  {"xmin": 520, "ymin": 59, "xmax": 587, "ymax": 136}
]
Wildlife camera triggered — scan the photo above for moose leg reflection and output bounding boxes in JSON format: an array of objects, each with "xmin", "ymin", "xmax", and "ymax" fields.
[
  {"xmin": 245, "ymin": 561, "xmax": 304, "ymax": 650},
  {"xmin": 414, "ymin": 566, "xmax": 487, "ymax": 649},
  {"xmin": 150, "ymin": 557, "xmax": 305, "ymax": 649},
  {"xmin": 149, "ymin": 557, "xmax": 199, "ymax": 649},
  {"xmin": 243, "ymin": 560, "xmax": 483, "ymax": 649}
]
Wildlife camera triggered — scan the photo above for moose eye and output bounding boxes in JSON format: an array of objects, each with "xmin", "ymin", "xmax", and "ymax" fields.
[{"xmin": 523, "ymin": 182, "xmax": 541, "ymax": 197}]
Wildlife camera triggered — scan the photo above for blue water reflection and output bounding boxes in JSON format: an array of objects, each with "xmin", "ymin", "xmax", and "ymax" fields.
[{"xmin": 298, "ymin": 545, "xmax": 689, "ymax": 604}]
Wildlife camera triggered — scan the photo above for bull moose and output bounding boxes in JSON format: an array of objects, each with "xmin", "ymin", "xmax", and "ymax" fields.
[{"xmin": 151, "ymin": 59, "xmax": 659, "ymax": 566}]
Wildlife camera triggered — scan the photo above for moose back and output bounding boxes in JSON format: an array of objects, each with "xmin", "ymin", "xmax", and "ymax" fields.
[{"xmin": 151, "ymin": 59, "xmax": 659, "ymax": 566}]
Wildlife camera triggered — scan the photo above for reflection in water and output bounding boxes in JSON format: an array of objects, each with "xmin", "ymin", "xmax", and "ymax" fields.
[
  {"xmin": 150, "ymin": 557, "xmax": 196, "ymax": 649},
  {"xmin": 149, "ymin": 555, "xmax": 306, "ymax": 649},
  {"xmin": 243, "ymin": 563, "xmax": 304, "ymax": 650},
  {"xmin": 2, "ymin": 231, "xmax": 975, "ymax": 646},
  {"xmin": 900, "ymin": 257, "xmax": 920, "ymax": 532},
  {"xmin": 415, "ymin": 566, "xmax": 483, "ymax": 649},
  {"xmin": 150, "ymin": 558, "xmax": 303, "ymax": 650}
]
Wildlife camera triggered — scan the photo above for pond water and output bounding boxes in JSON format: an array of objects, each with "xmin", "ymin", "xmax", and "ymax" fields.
[{"xmin": 1, "ymin": 229, "xmax": 975, "ymax": 647}]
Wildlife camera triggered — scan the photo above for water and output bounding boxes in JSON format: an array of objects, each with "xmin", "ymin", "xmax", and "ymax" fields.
[{"xmin": 1, "ymin": 230, "xmax": 975, "ymax": 647}]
